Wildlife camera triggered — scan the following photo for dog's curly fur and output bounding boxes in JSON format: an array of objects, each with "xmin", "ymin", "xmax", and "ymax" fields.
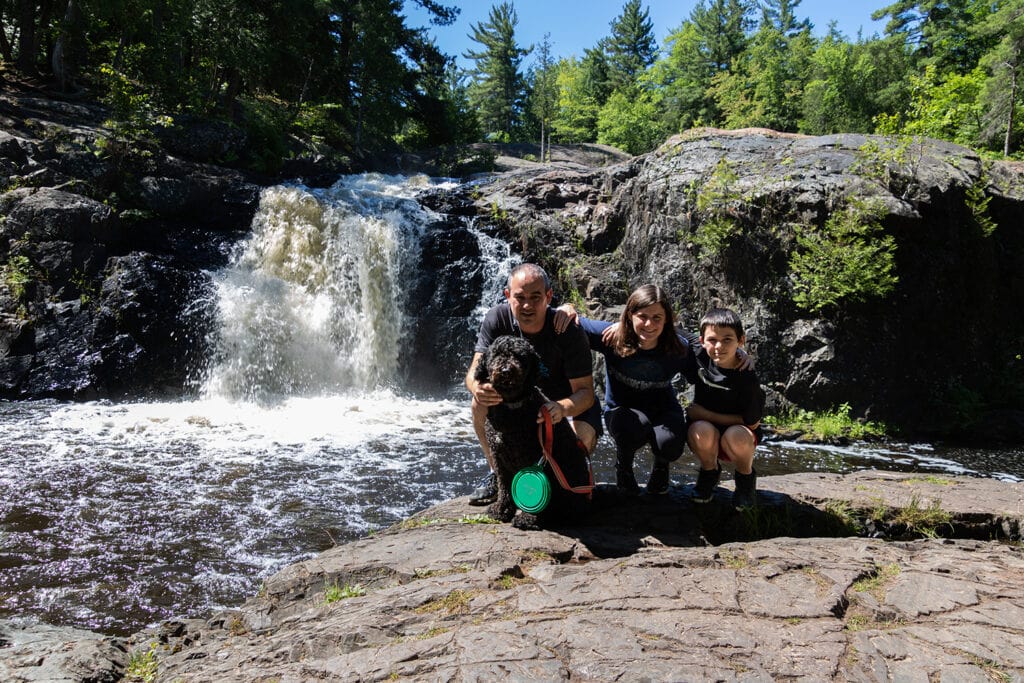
[{"xmin": 475, "ymin": 335, "xmax": 590, "ymax": 526}]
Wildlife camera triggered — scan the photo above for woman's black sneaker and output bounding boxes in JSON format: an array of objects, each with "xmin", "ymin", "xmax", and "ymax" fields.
[
  {"xmin": 692, "ymin": 465, "xmax": 722, "ymax": 503},
  {"xmin": 646, "ymin": 463, "xmax": 671, "ymax": 495},
  {"xmin": 616, "ymin": 463, "xmax": 640, "ymax": 496},
  {"xmin": 469, "ymin": 472, "xmax": 497, "ymax": 506}
]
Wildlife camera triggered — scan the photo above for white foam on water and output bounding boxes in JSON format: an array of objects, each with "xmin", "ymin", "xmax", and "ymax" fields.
[{"xmin": 40, "ymin": 393, "xmax": 470, "ymax": 460}]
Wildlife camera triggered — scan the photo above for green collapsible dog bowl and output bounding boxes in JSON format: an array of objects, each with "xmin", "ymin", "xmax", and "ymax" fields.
[{"xmin": 511, "ymin": 465, "xmax": 551, "ymax": 513}]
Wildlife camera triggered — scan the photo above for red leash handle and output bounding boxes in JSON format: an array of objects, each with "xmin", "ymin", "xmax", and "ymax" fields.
[{"xmin": 538, "ymin": 405, "xmax": 594, "ymax": 497}]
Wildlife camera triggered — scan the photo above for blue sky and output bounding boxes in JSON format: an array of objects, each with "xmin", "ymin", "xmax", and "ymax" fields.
[{"xmin": 406, "ymin": 0, "xmax": 888, "ymax": 70}]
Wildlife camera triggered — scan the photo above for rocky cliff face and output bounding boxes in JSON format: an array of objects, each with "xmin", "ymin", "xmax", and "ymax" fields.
[
  {"xmin": 0, "ymin": 88, "xmax": 260, "ymax": 398},
  {"xmin": 443, "ymin": 129, "xmax": 1024, "ymax": 441}
]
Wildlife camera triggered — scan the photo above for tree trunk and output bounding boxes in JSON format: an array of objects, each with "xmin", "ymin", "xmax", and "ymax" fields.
[
  {"xmin": 0, "ymin": 4, "xmax": 14, "ymax": 62},
  {"xmin": 222, "ymin": 68, "xmax": 243, "ymax": 114},
  {"xmin": 298, "ymin": 58, "xmax": 314, "ymax": 106},
  {"xmin": 540, "ymin": 121, "xmax": 546, "ymax": 164},
  {"xmin": 51, "ymin": 0, "xmax": 78, "ymax": 92},
  {"xmin": 1005, "ymin": 63, "xmax": 1018, "ymax": 157},
  {"xmin": 15, "ymin": 0, "xmax": 37, "ymax": 75}
]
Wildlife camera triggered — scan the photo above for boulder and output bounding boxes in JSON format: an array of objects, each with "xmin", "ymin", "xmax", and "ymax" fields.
[
  {"xmin": 464, "ymin": 130, "xmax": 1024, "ymax": 441},
  {"xmin": 0, "ymin": 620, "xmax": 126, "ymax": 683}
]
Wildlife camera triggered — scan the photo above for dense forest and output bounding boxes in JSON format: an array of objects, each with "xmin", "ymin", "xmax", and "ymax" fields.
[{"xmin": 2, "ymin": 0, "xmax": 1022, "ymax": 168}]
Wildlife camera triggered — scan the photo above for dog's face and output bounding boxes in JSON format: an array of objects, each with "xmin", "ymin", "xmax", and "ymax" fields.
[{"xmin": 476, "ymin": 336, "xmax": 541, "ymax": 401}]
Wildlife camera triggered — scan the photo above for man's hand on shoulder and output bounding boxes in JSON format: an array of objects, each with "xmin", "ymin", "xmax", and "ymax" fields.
[{"xmin": 600, "ymin": 322, "xmax": 620, "ymax": 346}]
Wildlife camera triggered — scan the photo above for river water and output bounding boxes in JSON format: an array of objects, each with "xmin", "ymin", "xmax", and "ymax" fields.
[{"xmin": 1, "ymin": 175, "xmax": 1021, "ymax": 637}]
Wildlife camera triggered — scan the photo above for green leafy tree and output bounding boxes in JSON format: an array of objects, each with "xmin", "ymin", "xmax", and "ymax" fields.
[
  {"xmin": 443, "ymin": 59, "xmax": 482, "ymax": 144},
  {"xmin": 551, "ymin": 57, "xmax": 601, "ymax": 142},
  {"xmin": 713, "ymin": 0, "xmax": 814, "ymax": 131},
  {"xmin": 651, "ymin": 0, "xmax": 753, "ymax": 130},
  {"xmin": 858, "ymin": 35, "xmax": 917, "ymax": 119},
  {"xmin": 605, "ymin": 0, "xmax": 658, "ymax": 90},
  {"xmin": 464, "ymin": 1, "xmax": 532, "ymax": 140},
  {"xmin": 801, "ymin": 28, "xmax": 865, "ymax": 133},
  {"xmin": 596, "ymin": 88, "xmax": 666, "ymax": 153},
  {"xmin": 801, "ymin": 27, "xmax": 900, "ymax": 134},
  {"xmin": 875, "ymin": 64, "xmax": 984, "ymax": 145},
  {"xmin": 974, "ymin": 0, "xmax": 1024, "ymax": 155},
  {"xmin": 529, "ymin": 33, "xmax": 559, "ymax": 160}
]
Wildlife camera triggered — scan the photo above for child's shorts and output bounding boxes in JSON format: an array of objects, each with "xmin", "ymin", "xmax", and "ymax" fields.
[{"xmin": 715, "ymin": 424, "xmax": 763, "ymax": 462}]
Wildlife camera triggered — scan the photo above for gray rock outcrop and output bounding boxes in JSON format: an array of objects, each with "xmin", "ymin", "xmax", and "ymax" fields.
[
  {"xmin": 0, "ymin": 88, "xmax": 259, "ymax": 398},
  {"xmin": 6, "ymin": 472, "xmax": 1021, "ymax": 682},
  {"xmin": 142, "ymin": 473, "xmax": 1024, "ymax": 681},
  {"xmin": 445, "ymin": 129, "xmax": 1024, "ymax": 441}
]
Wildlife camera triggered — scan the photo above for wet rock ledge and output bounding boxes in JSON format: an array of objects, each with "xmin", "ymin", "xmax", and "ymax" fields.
[{"xmin": 3, "ymin": 471, "xmax": 1024, "ymax": 682}]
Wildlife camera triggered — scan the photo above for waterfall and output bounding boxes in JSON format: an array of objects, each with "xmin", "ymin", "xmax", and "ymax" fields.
[
  {"xmin": 202, "ymin": 174, "xmax": 453, "ymax": 402},
  {"xmin": 469, "ymin": 222, "xmax": 520, "ymax": 324}
]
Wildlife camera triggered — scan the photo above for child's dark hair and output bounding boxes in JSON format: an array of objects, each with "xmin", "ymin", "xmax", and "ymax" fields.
[{"xmin": 699, "ymin": 307, "xmax": 745, "ymax": 338}]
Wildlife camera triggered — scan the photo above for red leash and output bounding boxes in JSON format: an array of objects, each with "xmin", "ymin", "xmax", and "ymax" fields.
[{"xmin": 538, "ymin": 405, "xmax": 594, "ymax": 498}]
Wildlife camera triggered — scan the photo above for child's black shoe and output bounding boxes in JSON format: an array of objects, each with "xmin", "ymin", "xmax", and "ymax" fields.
[{"xmin": 732, "ymin": 468, "xmax": 757, "ymax": 510}]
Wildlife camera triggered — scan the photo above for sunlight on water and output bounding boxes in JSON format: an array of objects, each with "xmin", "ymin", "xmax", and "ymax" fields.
[
  {"xmin": 1, "ymin": 396, "xmax": 483, "ymax": 635},
  {"xmin": 47, "ymin": 393, "xmax": 471, "ymax": 457}
]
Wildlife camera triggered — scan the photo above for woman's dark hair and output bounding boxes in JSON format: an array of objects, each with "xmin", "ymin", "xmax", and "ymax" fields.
[{"xmin": 613, "ymin": 284, "xmax": 687, "ymax": 357}]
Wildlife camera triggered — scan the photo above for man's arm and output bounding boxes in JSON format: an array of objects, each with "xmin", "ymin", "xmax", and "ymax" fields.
[{"xmin": 540, "ymin": 374, "xmax": 595, "ymax": 424}]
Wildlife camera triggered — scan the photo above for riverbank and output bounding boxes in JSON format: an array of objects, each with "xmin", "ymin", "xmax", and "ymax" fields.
[{"xmin": 3, "ymin": 470, "xmax": 1022, "ymax": 681}]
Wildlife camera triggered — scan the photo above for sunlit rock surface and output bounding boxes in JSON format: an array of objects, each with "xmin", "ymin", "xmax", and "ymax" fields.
[{"xmin": 6, "ymin": 471, "xmax": 1022, "ymax": 682}]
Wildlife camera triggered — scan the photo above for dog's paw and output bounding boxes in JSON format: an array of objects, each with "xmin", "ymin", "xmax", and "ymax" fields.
[
  {"xmin": 512, "ymin": 511, "xmax": 542, "ymax": 531},
  {"xmin": 486, "ymin": 501, "xmax": 515, "ymax": 523}
]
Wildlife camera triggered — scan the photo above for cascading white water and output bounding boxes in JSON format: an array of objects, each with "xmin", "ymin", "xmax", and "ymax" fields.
[
  {"xmin": 469, "ymin": 221, "xmax": 521, "ymax": 323},
  {"xmin": 202, "ymin": 173, "xmax": 449, "ymax": 401}
]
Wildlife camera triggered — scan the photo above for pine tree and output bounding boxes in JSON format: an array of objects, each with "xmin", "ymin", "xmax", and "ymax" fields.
[
  {"xmin": 975, "ymin": 0, "xmax": 1024, "ymax": 155},
  {"xmin": 873, "ymin": 0, "xmax": 997, "ymax": 74},
  {"xmin": 605, "ymin": 0, "xmax": 658, "ymax": 90},
  {"xmin": 654, "ymin": 0, "xmax": 753, "ymax": 129},
  {"xmin": 464, "ymin": 1, "xmax": 532, "ymax": 141},
  {"xmin": 713, "ymin": 0, "xmax": 814, "ymax": 132}
]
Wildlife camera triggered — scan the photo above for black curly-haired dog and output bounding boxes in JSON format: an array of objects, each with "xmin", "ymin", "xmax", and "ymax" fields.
[{"xmin": 474, "ymin": 335, "xmax": 591, "ymax": 527}]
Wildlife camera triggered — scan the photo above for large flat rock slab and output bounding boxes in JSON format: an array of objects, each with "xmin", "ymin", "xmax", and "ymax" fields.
[
  {"xmin": 763, "ymin": 470, "xmax": 1024, "ymax": 518},
  {"xmin": 4, "ymin": 472, "xmax": 1024, "ymax": 682},
  {"xmin": 142, "ymin": 472, "xmax": 1024, "ymax": 682},
  {"xmin": 147, "ymin": 536, "xmax": 1024, "ymax": 682}
]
